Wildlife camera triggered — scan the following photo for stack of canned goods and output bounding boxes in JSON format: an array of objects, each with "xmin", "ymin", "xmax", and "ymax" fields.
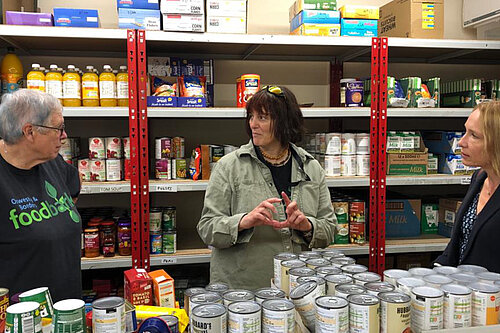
[
  {"xmin": 155, "ymin": 137, "xmax": 187, "ymax": 180},
  {"xmin": 78, "ymin": 136, "xmax": 130, "ymax": 182},
  {"xmin": 303, "ymin": 132, "xmax": 370, "ymax": 177},
  {"xmin": 330, "ymin": 192, "xmax": 366, "ymax": 245},
  {"xmin": 386, "ymin": 131, "xmax": 423, "ymax": 153},
  {"xmin": 150, "ymin": 207, "xmax": 177, "ymax": 255},
  {"xmin": 59, "ymin": 137, "xmax": 81, "ymax": 165}
]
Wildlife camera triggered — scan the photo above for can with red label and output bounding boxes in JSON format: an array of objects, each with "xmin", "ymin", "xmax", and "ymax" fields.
[
  {"xmin": 124, "ymin": 159, "xmax": 131, "ymax": 180},
  {"xmin": 240, "ymin": 74, "xmax": 260, "ymax": 108},
  {"xmin": 90, "ymin": 159, "xmax": 106, "ymax": 182},
  {"xmin": 123, "ymin": 137, "xmax": 130, "ymax": 159},
  {"xmin": 0, "ymin": 288, "xmax": 8, "ymax": 333},
  {"xmin": 155, "ymin": 137, "xmax": 171, "ymax": 159},
  {"xmin": 106, "ymin": 159, "xmax": 123, "ymax": 181},
  {"xmin": 105, "ymin": 137, "xmax": 122, "ymax": 159},
  {"xmin": 349, "ymin": 199, "xmax": 366, "ymax": 244},
  {"xmin": 155, "ymin": 159, "xmax": 171, "ymax": 180},
  {"xmin": 172, "ymin": 137, "xmax": 185, "ymax": 159},
  {"xmin": 236, "ymin": 77, "xmax": 242, "ymax": 107},
  {"xmin": 78, "ymin": 159, "xmax": 91, "ymax": 182},
  {"xmin": 89, "ymin": 137, "xmax": 105, "ymax": 159}
]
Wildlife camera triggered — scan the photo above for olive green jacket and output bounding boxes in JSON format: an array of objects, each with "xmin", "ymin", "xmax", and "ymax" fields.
[{"xmin": 197, "ymin": 141, "xmax": 336, "ymax": 290}]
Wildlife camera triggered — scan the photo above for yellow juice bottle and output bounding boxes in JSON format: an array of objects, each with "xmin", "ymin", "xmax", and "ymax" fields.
[
  {"xmin": 45, "ymin": 64, "xmax": 63, "ymax": 103},
  {"xmin": 63, "ymin": 65, "xmax": 81, "ymax": 107},
  {"xmin": 116, "ymin": 65, "xmax": 129, "ymax": 107},
  {"xmin": 99, "ymin": 65, "xmax": 117, "ymax": 107},
  {"xmin": 82, "ymin": 65, "xmax": 99, "ymax": 107},
  {"xmin": 0, "ymin": 47, "xmax": 23, "ymax": 94},
  {"xmin": 26, "ymin": 63, "xmax": 45, "ymax": 92}
]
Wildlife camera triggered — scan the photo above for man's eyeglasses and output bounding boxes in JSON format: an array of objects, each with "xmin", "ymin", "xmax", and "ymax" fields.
[
  {"xmin": 262, "ymin": 85, "xmax": 286, "ymax": 99},
  {"xmin": 32, "ymin": 123, "xmax": 65, "ymax": 136}
]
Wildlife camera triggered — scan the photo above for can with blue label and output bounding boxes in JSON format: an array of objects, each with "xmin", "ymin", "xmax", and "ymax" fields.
[{"xmin": 150, "ymin": 232, "xmax": 162, "ymax": 254}]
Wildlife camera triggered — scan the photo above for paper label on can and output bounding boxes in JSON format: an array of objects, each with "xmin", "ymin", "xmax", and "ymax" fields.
[
  {"xmin": 93, "ymin": 305, "xmax": 125, "ymax": 333},
  {"xmin": 316, "ymin": 304, "xmax": 349, "ymax": 333},
  {"xmin": 262, "ymin": 308, "xmax": 295, "ymax": 333},
  {"xmin": 472, "ymin": 291, "xmax": 499, "ymax": 326},
  {"xmin": 192, "ymin": 313, "xmax": 227, "ymax": 333},
  {"xmin": 228, "ymin": 311, "xmax": 261, "ymax": 333},
  {"xmin": 411, "ymin": 295, "xmax": 443, "ymax": 332},
  {"xmin": 444, "ymin": 293, "xmax": 471, "ymax": 328},
  {"xmin": 381, "ymin": 301, "xmax": 410, "ymax": 333},
  {"xmin": 349, "ymin": 302, "xmax": 379, "ymax": 333},
  {"xmin": 292, "ymin": 287, "xmax": 322, "ymax": 330}
]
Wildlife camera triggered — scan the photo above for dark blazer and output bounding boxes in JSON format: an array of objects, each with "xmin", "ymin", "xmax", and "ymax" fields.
[{"xmin": 435, "ymin": 169, "xmax": 500, "ymax": 273}]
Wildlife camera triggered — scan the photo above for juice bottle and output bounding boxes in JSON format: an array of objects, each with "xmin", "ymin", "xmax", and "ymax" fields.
[
  {"xmin": 63, "ymin": 65, "xmax": 81, "ymax": 107},
  {"xmin": 26, "ymin": 63, "xmax": 45, "ymax": 92},
  {"xmin": 116, "ymin": 65, "xmax": 129, "ymax": 107},
  {"xmin": 99, "ymin": 65, "xmax": 117, "ymax": 107},
  {"xmin": 45, "ymin": 64, "xmax": 63, "ymax": 103},
  {"xmin": 1, "ymin": 47, "xmax": 23, "ymax": 94},
  {"xmin": 82, "ymin": 65, "xmax": 99, "ymax": 107}
]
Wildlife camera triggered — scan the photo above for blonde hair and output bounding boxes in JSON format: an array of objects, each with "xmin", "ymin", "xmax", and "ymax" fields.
[{"xmin": 476, "ymin": 101, "xmax": 500, "ymax": 176}]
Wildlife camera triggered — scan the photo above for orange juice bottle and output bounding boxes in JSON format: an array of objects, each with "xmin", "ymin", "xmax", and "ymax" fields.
[
  {"xmin": 26, "ymin": 63, "xmax": 45, "ymax": 92},
  {"xmin": 1, "ymin": 47, "xmax": 23, "ymax": 94},
  {"xmin": 82, "ymin": 65, "xmax": 99, "ymax": 107},
  {"xmin": 99, "ymin": 65, "xmax": 117, "ymax": 107},
  {"xmin": 116, "ymin": 65, "xmax": 129, "ymax": 107},
  {"xmin": 63, "ymin": 65, "xmax": 81, "ymax": 107},
  {"xmin": 45, "ymin": 64, "xmax": 63, "ymax": 103}
]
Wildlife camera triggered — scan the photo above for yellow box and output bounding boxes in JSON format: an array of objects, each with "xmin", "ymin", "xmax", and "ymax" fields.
[
  {"xmin": 340, "ymin": 5, "xmax": 379, "ymax": 19},
  {"xmin": 291, "ymin": 23, "xmax": 340, "ymax": 36}
]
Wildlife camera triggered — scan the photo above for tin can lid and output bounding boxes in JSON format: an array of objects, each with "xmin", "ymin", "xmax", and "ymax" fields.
[
  {"xmin": 423, "ymin": 274, "xmax": 453, "ymax": 285},
  {"xmin": 138, "ymin": 317, "xmax": 169, "ymax": 333},
  {"xmin": 254, "ymin": 288, "xmax": 286, "ymax": 300},
  {"xmin": 53, "ymin": 299, "xmax": 85, "ymax": 311},
  {"xmin": 378, "ymin": 292, "xmax": 411, "ymax": 303},
  {"xmin": 206, "ymin": 283, "xmax": 230, "ymax": 293},
  {"xmin": 331, "ymin": 257, "xmax": 356, "ymax": 266},
  {"xmin": 262, "ymin": 298, "xmax": 295, "ymax": 311},
  {"xmin": 297, "ymin": 276, "xmax": 325, "ymax": 286},
  {"xmin": 290, "ymin": 281, "xmax": 318, "ymax": 300},
  {"xmin": 347, "ymin": 294, "xmax": 379, "ymax": 305},
  {"xmin": 289, "ymin": 267, "xmax": 316, "ymax": 277},
  {"xmin": 384, "ymin": 269, "xmax": 411, "ymax": 279},
  {"xmin": 191, "ymin": 292, "xmax": 222, "ymax": 304},
  {"xmin": 315, "ymin": 296, "xmax": 348, "ymax": 309},
  {"xmin": 441, "ymin": 283, "xmax": 471, "ymax": 295},
  {"xmin": 298, "ymin": 251, "xmax": 322, "ymax": 260},
  {"xmin": 341, "ymin": 264, "xmax": 368, "ymax": 274},
  {"xmin": 281, "ymin": 259, "xmax": 306, "ymax": 268},
  {"xmin": 458, "ymin": 264, "xmax": 488, "ymax": 274},
  {"xmin": 397, "ymin": 277, "xmax": 425, "ymax": 288},
  {"xmin": 150, "ymin": 208, "xmax": 162, "ymax": 212},
  {"xmin": 0, "ymin": 288, "xmax": 8, "ymax": 296},
  {"xmin": 228, "ymin": 301, "xmax": 261, "ymax": 314},
  {"xmin": 450, "ymin": 273, "xmax": 478, "ymax": 284},
  {"xmin": 223, "ymin": 290, "xmax": 254, "ymax": 302},
  {"xmin": 92, "ymin": 296, "xmax": 125, "ymax": 310},
  {"xmin": 340, "ymin": 78, "xmax": 357, "ymax": 83},
  {"xmin": 84, "ymin": 228, "xmax": 99, "ymax": 233},
  {"xmin": 364, "ymin": 281, "xmax": 395, "ymax": 293},
  {"xmin": 274, "ymin": 252, "xmax": 298, "ymax": 261},
  {"xmin": 315, "ymin": 266, "xmax": 342, "ymax": 276},
  {"xmin": 433, "ymin": 266, "xmax": 460, "ymax": 275},
  {"xmin": 19, "ymin": 287, "xmax": 49, "ymax": 298},
  {"xmin": 476, "ymin": 272, "xmax": 500, "ymax": 282},
  {"xmin": 411, "ymin": 286, "xmax": 444, "ymax": 298},
  {"xmin": 324, "ymin": 274, "xmax": 353, "ymax": 284},
  {"xmin": 336, "ymin": 283, "xmax": 366, "ymax": 295},
  {"xmin": 353, "ymin": 272, "xmax": 380, "ymax": 282},
  {"xmin": 191, "ymin": 303, "xmax": 226, "ymax": 318},
  {"xmin": 408, "ymin": 267, "xmax": 435, "ymax": 277},
  {"xmin": 7, "ymin": 301, "xmax": 40, "ymax": 314},
  {"xmin": 468, "ymin": 282, "xmax": 500, "ymax": 293},
  {"xmin": 158, "ymin": 315, "xmax": 179, "ymax": 326},
  {"xmin": 305, "ymin": 258, "xmax": 330, "ymax": 267}
]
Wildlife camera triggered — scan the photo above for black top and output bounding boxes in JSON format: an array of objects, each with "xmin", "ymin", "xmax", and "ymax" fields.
[
  {"xmin": 255, "ymin": 146, "xmax": 292, "ymax": 198},
  {"xmin": 0, "ymin": 153, "xmax": 82, "ymax": 302},
  {"xmin": 459, "ymin": 193, "xmax": 479, "ymax": 263}
]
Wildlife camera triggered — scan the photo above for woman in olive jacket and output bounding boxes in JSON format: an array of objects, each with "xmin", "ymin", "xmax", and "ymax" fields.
[{"xmin": 197, "ymin": 86, "xmax": 336, "ymax": 290}]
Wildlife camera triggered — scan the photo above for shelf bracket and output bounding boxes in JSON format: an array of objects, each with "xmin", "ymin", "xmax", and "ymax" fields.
[
  {"xmin": 339, "ymin": 47, "xmax": 371, "ymax": 62},
  {"xmin": 427, "ymin": 49, "xmax": 480, "ymax": 63},
  {"xmin": 0, "ymin": 36, "xmax": 31, "ymax": 55},
  {"xmin": 242, "ymin": 44, "xmax": 262, "ymax": 60}
]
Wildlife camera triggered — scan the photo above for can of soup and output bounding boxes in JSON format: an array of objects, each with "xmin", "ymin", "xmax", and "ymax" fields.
[
  {"xmin": 305, "ymin": 258, "xmax": 330, "ymax": 270},
  {"xmin": 476, "ymin": 272, "xmax": 500, "ymax": 284},
  {"xmin": 364, "ymin": 281, "xmax": 395, "ymax": 296},
  {"xmin": 410, "ymin": 286, "xmax": 444, "ymax": 333},
  {"xmin": 191, "ymin": 303, "xmax": 227, "ymax": 333},
  {"xmin": 297, "ymin": 276, "xmax": 326, "ymax": 296},
  {"xmin": 0, "ymin": 288, "xmax": 8, "ymax": 333},
  {"xmin": 384, "ymin": 269, "xmax": 411, "ymax": 287},
  {"xmin": 106, "ymin": 159, "xmax": 123, "ymax": 181},
  {"xmin": 335, "ymin": 283, "xmax": 366, "ymax": 300},
  {"xmin": 315, "ymin": 266, "xmax": 342, "ymax": 278},
  {"xmin": 348, "ymin": 294, "xmax": 380, "ymax": 333},
  {"xmin": 330, "ymin": 257, "xmax": 356, "ymax": 268},
  {"xmin": 290, "ymin": 282, "xmax": 321, "ymax": 332},
  {"xmin": 273, "ymin": 253, "xmax": 298, "ymax": 291},
  {"xmin": 289, "ymin": 267, "xmax": 316, "ymax": 292},
  {"xmin": 223, "ymin": 290, "xmax": 255, "ymax": 307},
  {"xmin": 441, "ymin": 283, "xmax": 472, "ymax": 329},
  {"xmin": 155, "ymin": 137, "xmax": 171, "ymax": 159},
  {"xmin": 280, "ymin": 259, "xmax": 306, "ymax": 296},
  {"xmin": 341, "ymin": 264, "xmax": 368, "ymax": 277},
  {"xmin": 206, "ymin": 283, "xmax": 230, "ymax": 296},
  {"xmin": 457, "ymin": 264, "xmax": 488, "ymax": 274},
  {"xmin": 325, "ymin": 275, "xmax": 354, "ymax": 296},
  {"xmin": 298, "ymin": 251, "xmax": 322, "ymax": 261},
  {"xmin": 92, "ymin": 297, "xmax": 126, "ymax": 333},
  {"xmin": 408, "ymin": 267, "xmax": 435, "ymax": 278},
  {"xmin": 122, "ymin": 137, "xmax": 130, "ymax": 159},
  {"xmin": 433, "ymin": 266, "xmax": 460, "ymax": 276},
  {"xmin": 332, "ymin": 199, "xmax": 349, "ymax": 244},
  {"xmin": 353, "ymin": 272, "xmax": 381, "ymax": 286},
  {"xmin": 379, "ymin": 292, "xmax": 411, "ymax": 333},
  {"xmin": 227, "ymin": 301, "xmax": 261, "ymax": 333},
  {"xmin": 450, "ymin": 273, "xmax": 478, "ymax": 286},
  {"xmin": 189, "ymin": 292, "xmax": 223, "ymax": 316},
  {"xmin": 315, "ymin": 296, "xmax": 349, "ymax": 333},
  {"xmin": 183, "ymin": 288, "xmax": 205, "ymax": 316},
  {"xmin": 19, "ymin": 287, "xmax": 54, "ymax": 320},
  {"xmin": 468, "ymin": 282, "xmax": 500, "ymax": 326},
  {"xmin": 254, "ymin": 288, "xmax": 286, "ymax": 305},
  {"xmin": 90, "ymin": 159, "xmax": 106, "ymax": 182},
  {"xmin": 423, "ymin": 274, "xmax": 453, "ymax": 289},
  {"xmin": 397, "ymin": 277, "xmax": 426, "ymax": 296},
  {"xmin": 261, "ymin": 298, "xmax": 295, "ymax": 333},
  {"xmin": 78, "ymin": 159, "xmax": 90, "ymax": 182},
  {"xmin": 157, "ymin": 315, "xmax": 179, "ymax": 333},
  {"xmin": 52, "ymin": 299, "xmax": 86, "ymax": 333}
]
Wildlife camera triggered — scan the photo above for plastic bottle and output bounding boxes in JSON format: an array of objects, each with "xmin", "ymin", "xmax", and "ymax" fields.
[
  {"xmin": 63, "ymin": 64, "xmax": 81, "ymax": 107},
  {"xmin": 45, "ymin": 64, "xmax": 63, "ymax": 103},
  {"xmin": 99, "ymin": 65, "xmax": 117, "ymax": 107},
  {"xmin": 0, "ymin": 47, "xmax": 23, "ymax": 94},
  {"xmin": 26, "ymin": 63, "xmax": 45, "ymax": 92},
  {"xmin": 116, "ymin": 65, "xmax": 129, "ymax": 107},
  {"xmin": 82, "ymin": 65, "xmax": 99, "ymax": 107}
]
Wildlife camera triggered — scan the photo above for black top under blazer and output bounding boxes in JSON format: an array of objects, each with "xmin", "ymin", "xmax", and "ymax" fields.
[{"xmin": 435, "ymin": 169, "xmax": 500, "ymax": 273}]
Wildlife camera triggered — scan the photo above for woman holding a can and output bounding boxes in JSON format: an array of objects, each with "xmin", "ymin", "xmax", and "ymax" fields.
[
  {"xmin": 197, "ymin": 85, "xmax": 336, "ymax": 289},
  {"xmin": 435, "ymin": 101, "xmax": 500, "ymax": 273},
  {"xmin": 0, "ymin": 89, "xmax": 81, "ymax": 301}
]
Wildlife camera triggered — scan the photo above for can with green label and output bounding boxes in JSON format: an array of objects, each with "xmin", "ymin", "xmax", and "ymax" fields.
[
  {"xmin": 162, "ymin": 229, "xmax": 177, "ymax": 254},
  {"xmin": 332, "ymin": 199, "xmax": 349, "ymax": 244},
  {"xmin": 52, "ymin": 299, "xmax": 86, "ymax": 333},
  {"xmin": 6, "ymin": 301, "xmax": 42, "ymax": 333},
  {"xmin": 19, "ymin": 287, "xmax": 54, "ymax": 320}
]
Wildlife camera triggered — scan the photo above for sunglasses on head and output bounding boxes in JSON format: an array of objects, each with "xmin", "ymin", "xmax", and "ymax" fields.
[{"xmin": 262, "ymin": 85, "xmax": 286, "ymax": 99}]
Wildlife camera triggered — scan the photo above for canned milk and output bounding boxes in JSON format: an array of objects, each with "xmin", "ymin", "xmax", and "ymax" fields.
[
  {"xmin": 468, "ymin": 282, "xmax": 500, "ymax": 326},
  {"xmin": 290, "ymin": 281, "xmax": 322, "ymax": 331},
  {"xmin": 355, "ymin": 133, "xmax": 370, "ymax": 155},
  {"xmin": 383, "ymin": 269, "xmax": 411, "ymax": 287},
  {"xmin": 423, "ymin": 274, "xmax": 453, "ymax": 288},
  {"xmin": 324, "ymin": 155, "xmax": 341, "ymax": 177},
  {"xmin": 325, "ymin": 275, "xmax": 354, "ymax": 296},
  {"xmin": 348, "ymin": 294, "xmax": 380, "ymax": 333},
  {"xmin": 227, "ymin": 301, "xmax": 261, "ymax": 333},
  {"xmin": 325, "ymin": 133, "xmax": 342, "ymax": 155},
  {"xmin": 223, "ymin": 290, "xmax": 255, "ymax": 307},
  {"xmin": 341, "ymin": 155, "xmax": 356, "ymax": 176},
  {"xmin": 379, "ymin": 292, "xmax": 411, "ymax": 333},
  {"xmin": 364, "ymin": 281, "xmax": 395, "ymax": 296},
  {"xmin": 105, "ymin": 137, "xmax": 122, "ymax": 159},
  {"xmin": 289, "ymin": 267, "xmax": 315, "ymax": 291},
  {"xmin": 335, "ymin": 283, "xmax": 366, "ymax": 299},
  {"xmin": 477, "ymin": 272, "xmax": 500, "ymax": 284},
  {"xmin": 273, "ymin": 253, "xmax": 297, "ymax": 291},
  {"xmin": 254, "ymin": 288, "xmax": 286, "ymax": 305},
  {"xmin": 441, "ymin": 283, "xmax": 472, "ymax": 328},
  {"xmin": 315, "ymin": 296, "xmax": 349, "ymax": 333},
  {"xmin": 261, "ymin": 299, "xmax": 295, "ymax": 333},
  {"xmin": 89, "ymin": 137, "xmax": 105, "ymax": 159},
  {"xmin": 341, "ymin": 133, "xmax": 356, "ymax": 155},
  {"xmin": 105, "ymin": 159, "xmax": 123, "ymax": 181},
  {"xmin": 297, "ymin": 276, "xmax": 326, "ymax": 296},
  {"xmin": 191, "ymin": 303, "xmax": 227, "ymax": 333},
  {"xmin": 356, "ymin": 154, "xmax": 370, "ymax": 176},
  {"xmin": 397, "ymin": 277, "xmax": 426, "ymax": 296},
  {"xmin": 410, "ymin": 286, "xmax": 444, "ymax": 333},
  {"xmin": 92, "ymin": 297, "xmax": 126, "ymax": 333}
]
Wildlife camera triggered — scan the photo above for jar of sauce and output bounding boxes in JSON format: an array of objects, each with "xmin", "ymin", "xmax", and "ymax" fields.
[
  {"xmin": 84, "ymin": 228, "xmax": 100, "ymax": 258},
  {"xmin": 101, "ymin": 222, "xmax": 116, "ymax": 257},
  {"xmin": 118, "ymin": 220, "xmax": 131, "ymax": 256}
]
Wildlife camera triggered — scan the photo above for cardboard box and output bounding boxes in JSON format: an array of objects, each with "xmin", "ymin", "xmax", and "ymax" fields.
[
  {"xmin": 340, "ymin": 18, "xmax": 378, "ymax": 37},
  {"xmin": 5, "ymin": 11, "xmax": 53, "ymax": 26},
  {"xmin": 207, "ymin": 16, "xmax": 246, "ymax": 33},
  {"xmin": 160, "ymin": 0, "xmax": 204, "ymax": 14},
  {"xmin": 118, "ymin": 8, "xmax": 161, "ymax": 30},
  {"xmin": 387, "ymin": 151, "xmax": 428, "ymax": 175},
  {"xmin": 117, "ymin": 0, "xmax": 160, "ymax": 10},
  {"xmin": 385, "ymin": 199, "xmax": 421, "ymax": 238},
  {"xmin": 147, "ymin": 96, "xmax": 178, "ymax": 107},
  {"xmin": 53, "ymin": 8, "xmax": 99, "ymax": 27},
  {"xmin": 340, "ymin": 5, "xmax": 379, "ymax": 19},
  {"xmin": 178, "ymin": 96, "xmax": 206, "ymax": 107},
  {"xmin": 207, "ymin": 0, "xmax": 247, "ymax": 18},
  {"xmin": 289, "ymin": 0, "xmax": 337, "ymax": 22},
  {"xmin": 421, "ymin": 203, "xmax": 438, "ymax": 234},
  {"xmin": 438, "ymin": 198, "xmax": 462, "ymax": 224},
  {"xmin": 438, "ymin": 222, "xmax": 453, "ymax": 238},
  {"xmin": 439, "ymin": 153, "xmax": 477, "ymax": 175},
  {"xmin": 124, "ymin": 268, "xmax": 154, "ymax": 306},
  {"xmin": 423, "ymin": 131, "xmax": 463, "ymax": 155},
  {"xmin": 162, "ymin": 13, "xmax": 204, "ymax": 32},
  {"xmin": 290, "ymin": 10, "xmax": 340, "ymax": 32},
  {"xmin": 148, "ymin": 269, "xmax": 175, "ymax": 308},
  {"xmin": 378, "ymin": 0, "xmax": 444, "ymax": 39},
  {"xmin": 1, "ymin": 0, "xmax": 35, "ymax": 24},
  {"xmin": 291, "ymin": 23, "xmax": 340, "ymax": 36}
]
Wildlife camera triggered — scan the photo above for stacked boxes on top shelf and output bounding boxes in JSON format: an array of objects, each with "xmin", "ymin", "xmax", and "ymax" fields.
[
  {"xmin": 160, "ymin": 0, "xmax": 205, "ymax": 32},
  {"xmin": 117, "ymin": 0, "xmax": 161, "ymax": 30},
  {"xmin": 206, "ymin": 0, "xmax": 248, "ymax": 34},
  {"xmin": 339, "ymin": 5, "xmax": 378, "ymax": 37},
  {"xmin": 289, "ymin": 0, "xmax": 340, "ymax": 37}
]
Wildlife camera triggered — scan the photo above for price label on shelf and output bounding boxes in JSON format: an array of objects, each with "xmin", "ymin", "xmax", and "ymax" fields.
[
  {"xmin": 161, "ymin": 257, "xmax": 177, "ymax": 264},
  {"xmin": 80, "ymin": 186, "xmax": 90, "ymax": 194},
  {"xmin": 155, "ymin": 184, "xmax": 178, "ymax": 192},
  {"xmin": 461, "ymin": 176, "xmax": 471, "ymax": 185},
  {"xmin": 99, "ymin": 185, "xmax": 123, "ymax": 193}
]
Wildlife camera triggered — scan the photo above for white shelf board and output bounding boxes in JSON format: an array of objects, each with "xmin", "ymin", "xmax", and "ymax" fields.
[
  {"xmin": 387, "ymin": 174, "xmax": 471, "ymax": 186},
  {"xmin": 388, "ymin": 37, "xmax": 500, "ymax": 50},
  {"xmin": 150, "ymin": 252, "xmax": 212, "ymax": 267},
  {"xmin": 0, "ymin": 25, "xmax": 127, "ymax": 39},
  {"xmin": 81, "ymin": 256, "xmax": 132, "ymax": 270},
  {"xmin": 80, "ymin": 182, "xmax": 131, "ymax": 194},
  {"xmin": 387, "ymin": 108, "xmax": 472, "ymax": 117},
  {"xmin": 63, "ymin": 107, "xmax": 129, "ymax": 117}
]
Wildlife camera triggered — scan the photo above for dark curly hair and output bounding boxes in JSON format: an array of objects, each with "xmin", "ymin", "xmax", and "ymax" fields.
[{"xmin": 245, "ymin": 86, "xmax": 305, "ymax": 146}]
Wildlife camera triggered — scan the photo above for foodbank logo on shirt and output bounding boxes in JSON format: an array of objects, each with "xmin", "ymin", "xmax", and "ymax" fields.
[{"xmin": 9, "ymin": 181, "xmax": 80, "ymax": 230}]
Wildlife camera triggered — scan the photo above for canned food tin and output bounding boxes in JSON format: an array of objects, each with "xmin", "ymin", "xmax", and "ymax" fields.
[
  {"xmin": 60, "ymin": 139, "xmax": 73, "ymax": 160},
  {"xmin": 384, "ymin": 269, "xmax": 411, "ymax": 286},
  {"xmin": 408, "ymin": 267, "xmax": 435, "ymax": 278},
  {"xmin": 353, "ymin": 272, "xmax": 381, "ymax": 286},
  {"xmin": 290, "ymin": 282, "xmax": 321, "ymax": 331},
  {"xmin": 149, "ymin": 208, "xmax": 162, "ymax": 233},
  {"xmin": 162, "ymin": 207, "xmax": 176, "ymax": 230},
  {"xmin": 19, "ymin": 287, "xmax": 54, "ymax": 319},
  {"xmin": 335, "ymin": 283, "xmax": 366, "ymax": 299},
  {"xmin": 341, "ymin": 80, "xmax": 364, "ymax": 107},
  {"xmin": 449, "ymin": 273, "xmax": 478, "ymax": 286},
  {"xmin": 396, "ymin": 277, "xmax": 426, "ymax": 296},
  {"xmin": 324, "ymin": 154, "xmax": 341, "ymax": 177},
  {"xmin": 53, "ymin": 299, "xmax": 85, "ymax": 333},
  {"xmin": 289, "ymin": 267, "xmax": 316, "ymax": 291},
  {"xmin": 162, "ymin": 229, "xmax": 176, "ymax": 254},
  {"xmin": 191, "ymin": 303, "xmax": 227, "ymax": 333},
  {"xmin": 320, "ymin": 249, "xmax": 345, "ymax": 259},
  {"xmin": 172, "ymin": 136, "xmax": 185, "ymax": 159},
  {"xmin": 174, "ymin": 158, "xmax": 187, "ymax": 179},
  {"xmin": 330, "ymin": 257, "xmax": 356, "ymax": 268},
  {"xmin": 378, "ymin": 292, "xmax": 411, "ymax": 333},
  {"xmin": 341, "ymin": 133, "xmax": 356, "ymax": 155},
  {"xmin": 227, "ymin": 301, "xmax": 261, "ymax": 333},
  {"xmin": 441, "ymin": 283, "xmax": 472, "ymax": 329},
  {"xmin": 0, "ymin": 288, "xmax": 8, "ymax": 333},
  {"xmin": 347, "ymin": 294, "xmax": 380, "ymax": 333},
  {"xmin": 137, "ymin": 317, "xmax": 169, "ymax": 333},
  {"xmin": 476, "ymin": 272, "xmax": 500, "ymax": 284},
  {"xmin": 305, "ymin": 258, "xmax": 330, "ymax": 270},
  {"xmin": 316, "ymin": 133, "xmax": 326, "ymax": 153},
  {"xmin": 433, "ymin": 266, "xmax": 460, "ymax": 276},
  {"xmin": 189, "ymin": 292, "xmax": 223, "ymax": 316},
  {"xmin": 206, "ymin": 283, "xmax": 230, "ymax": 296},
  {"xmin": 341, "ymin": 155, "xmax": 356, "ymax": 176},
  {"xmin": 155, "ymin": 159, "xmax": 171, "ymax": 180},
  {"xmin": 157, "ymin": 315, "xmax": 179, "ymax": 333},
  {"xmin": 90, "ymin": 159, "xmax": 106, "ymax": 182},
  {"xmin": 77, "ymin": 159, "xmax": 90, "ymax": 182},
  {"xmin": 89, "ymin": 137, "xmax": 105, "ymax": 159},
  {"xmin": 92, "ymin": 297, "xmax": 126, "ymax": 333},
  {"xmin": 325, "ymin": 133, "xmax": 342, "ymax": 155},
  {"xmin": 356, "ymin": 154, "xmax": 370, "ymax": 176},
  {"xmin": 5, "ymin": 301, "xmax": 42, "ymax": 333},
  {"xmin": 297, "ymin": 276, "xmax": 326, "ymax": 296},
  {"xmin": 315, "ymin": 266, "xmax": 342, "ymax": 278},
  {"xmin": 315, "ymin": 296, "xmax": 348, "ymax": 333},
  {"xmin": 183, "ymin": 288, "xmax": 205, "ymax": 316},
  {"xmin": 325, "ymin": 275, "xmax": 354, "ymax": 296},
  {"xmin": 355, "ymin": 133, "xmax": 370, "ymax": 155},
  {"xmin": 150, "ymin": 233, "xmax": 162, "ymax": 254},
  {"xmin": 364, "ymin": 281, "xmax": 395, "ymax": 296},
  {"xmin": 332, "ymin": 199, "xmax": 349, "ymax": 244},
  {"xmin": 155, "ymin": 137, "xmax": 171, "ymax": 159},
  {"xmin": 223, "ymin": 290, "xmax": 255, "ymax": 307},
  {"xmin": 105, "ymin": 159, "xmax": 123, "ymax": 181},
  {"xmin": 410, "ymin": 286, "xmax": 444, "ymax": 332},
  {"xmin": 105, "ymin": 137, "xmax": 122, "ymax": 159},
  {"xmin": 298, "ymin": 251, "xmax": 322, "ymax": 261},
  {"xmin": 254, "ymin": 288, "xmax": 286, "ymax": 305},
  {"xmin": 280, "ymin": 259, "xmax": 306, "ymax": 296},
  {"xmin": 240, "ymin": 74, "xmax": 260, "ymax": 107},
  {"xmin": 458, "ymin": 264, "xmax": 488, "ymax": 274},
  {"xmin": 423, "ymin": 274, "xmax": 453, "ymax": 288},
  {"xmin": 468, "ymin": 282, "xmax": 500, "ymax": 326},
  {"xmin": 273, "ymin": 253, "xmax": 298, "ymax": 289},
  {"xmin": 349, "ymin": 200, "xmax": 365, "ymax": 224},
  {"xmin": 341, "ymin": 264, "xmax": 368, "ymax": 277},
  {"xmin": 261, "ymin": 299, "xmax": 295, "ymax": 333},
  {"xmin": 122, "ymin": 137, "xmax": 130, "ymax": 159}
]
